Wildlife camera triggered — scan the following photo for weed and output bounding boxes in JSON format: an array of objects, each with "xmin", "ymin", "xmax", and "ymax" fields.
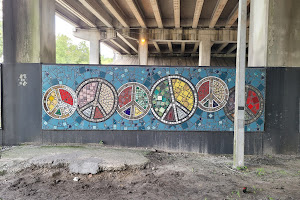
[
  {"xmin": 237, "ymin": 166, "xmax": 248, "ymax": 171},
  {"xmin": 256, "ymin": 168, "xmax": 265, "ymax": 176},
  {"xmin": 279, "ymin": 170, "xmax": 287, "ymax": 175},
  {"xmin": 0, "ymin": 170, "xmax": 7, "ymax": 176},
  {"xmin": 99, "ymin": 140, "xmax": 104, "ymax": 145}
]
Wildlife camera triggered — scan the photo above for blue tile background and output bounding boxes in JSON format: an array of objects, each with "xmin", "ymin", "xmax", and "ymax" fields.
[{"xmin": 42, "ymin": 65, "xmax": 266, "ymax": 132}]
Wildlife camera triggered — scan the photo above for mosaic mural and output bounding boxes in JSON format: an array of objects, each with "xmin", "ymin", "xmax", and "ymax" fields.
[{"xmin": 42, "ymin": 65, "xmax": 266, "ymax": 131}]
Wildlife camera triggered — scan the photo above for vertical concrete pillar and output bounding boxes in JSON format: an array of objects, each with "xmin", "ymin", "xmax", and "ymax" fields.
[
  {"xmin": 3, "ymin": 0, "xmax": 56, "ymax": 63},
  {"xmin": 248, "ymin": 0, "xmax": 300, "ymax": 67},
  {"xmin": 198, "ymin": 40, "xmax": 211, "ymax": 66},
  {"xmin": 233, "ymin": 0, "xmax": 247, "ymax": 168},
  {"xmin": 139, "ymin": 29, "xmax": 148, "ymax": 65},
  {"xmin": 90, "ymin": 40, "xmax": 100, "ymax": 64},
  {"xmin": 73, "ymin": 29, "xmax": 102, "ymax": 65}
]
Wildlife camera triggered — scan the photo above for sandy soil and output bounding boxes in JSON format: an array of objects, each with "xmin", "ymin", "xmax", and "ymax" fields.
[{"xmin": 1, "ymin": 150, "xmax": 300, "ymax": 200}]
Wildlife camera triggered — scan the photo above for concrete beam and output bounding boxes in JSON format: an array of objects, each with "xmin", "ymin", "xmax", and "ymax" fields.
[
  {"xmin": 192, "ymin": 0, "xmax": 205, "ymax": 28},
  {"xmin": 56, "ymin": 0, "xmax": 97, "ymax": 27},
  {"xmin": 199, "ymin": 39, "xmax": 211, "ymax": 66},
  {"xmin": 73, "ymin": 28, "xmax": 101, "ymax": 41},
  {"xmin": 153, "ymin": 41, "xmax": 161, "ymax": 53},
  {"xmin": 192, "ymin": 43, "xmax": 199, "ymax": 53},
  {"xmin": 150, "ymin": 0, "xmax": 163, "ymax": 28},
  {"xmin": 56, "ymin": 11, "xmax": 80, "ymax": 27},
  {"xmin": 139, "ymin": 30, "xmax": 148, "ymax": 65},
  {"xmin": 141, "ymin": 29, "xmax": 243, "ymax": 42},
  {"xmin": 173, "ymin": 0, "xmax": 181, "ymax": 28},
  {"xmin": 101, "ymin": 0, "xmax": 129, "ymax": 28},
  {"xmin": 209, "ymin": 0, "xmax": 229, "ymax": 28},
  {"xmin": 216, "ymin": 43, "xmax": 229, "ymax": 53},
  {"xmin": 79, "ymin": 0, "xmax": 113, "ymax": 27},
  {"xmin": 104, "ymin": 41, "xmax": 122, "ymax": 54},
  {"xmin": 227, "ymin": 44, "xmax": 237, "ymax": 54},
  {"xmin": 126, "ymin": 0, "xmax": 147, "ymax": 28},
  {"xmin": 225, "ymin": 0, "xmax": 250, "ymax": 28},
  {"xmin": 168, "ymin": 42, "xmax": 173, "ymax": 53},
  {"xmin": 181, "ymin": 42, "xmax": 186, "ymax": 54},
  {"xmin": 110, "ymin": 39, "xmax": 131, "ymax": 54},
  {"xmin": 117, "ymin": 32, "xmax": 138, "ymax": 53}
]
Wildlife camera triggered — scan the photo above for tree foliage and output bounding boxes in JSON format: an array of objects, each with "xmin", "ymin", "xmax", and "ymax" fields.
[
  {"xmin": 56, "ymin": 34, "xmax": 113, "ymax": 64},
  {"xmin": 56, "ymin": 34, "xmax": 89, "ymax": 64}
]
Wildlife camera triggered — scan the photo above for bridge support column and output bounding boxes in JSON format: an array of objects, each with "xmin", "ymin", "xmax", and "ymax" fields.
[
  {"xmin": 198, "ymin": 40, "xmax": 211, "ymax": 66},
  {"xmin": 138, "ymin": 29, "xmax": 148, "ymax": 65},
  {"xmin": 73, "ymin": 29, "xmax": 101, "ymax": 64},
  {"xmin": 3, "ymin": 0, "xmax": 56, "ymax": 63},
  {"xmin": 248, "ymin": 0, "xmax": 300, "ymax": 67}
]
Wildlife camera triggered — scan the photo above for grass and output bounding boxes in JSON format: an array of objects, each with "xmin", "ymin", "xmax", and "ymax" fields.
[
  {"xmin": 256, "ymin": 168, "xmax": 265, "ymax": 176},
  {"xmin": 0, "ymin": 170, "xmax": 7, "ymax": 176}
]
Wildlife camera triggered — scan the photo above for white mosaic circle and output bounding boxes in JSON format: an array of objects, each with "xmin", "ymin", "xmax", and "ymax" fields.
[
  {"xmin": 196, "ymin": 76, "xmax": 229, "ymax": 112},
  {"xmin": 76, "ymin": 78, "xmax": 118, "ymax": 123},
  {"xmin": 117, "ymin": 82, "xmax": 151, "ymax": 120},
  {"xmin": 43, "ymin": 85, "xmax": 78, "ymax": 119},
  {"xmin": 150, "ymin": 75, "xmax": 198, "ymax": 125}
]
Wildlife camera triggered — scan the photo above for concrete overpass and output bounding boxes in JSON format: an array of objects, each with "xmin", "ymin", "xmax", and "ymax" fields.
[{"xmin": 55, "ymin": 0, "xmax": 251, "ymax": 65}]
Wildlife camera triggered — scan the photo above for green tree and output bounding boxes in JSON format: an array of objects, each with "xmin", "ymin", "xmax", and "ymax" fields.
[
  {"xmin": 56, "ymin": 34, "xmax": 89, "ymax": 64},
  {"xmin": 101, "ymin": 55, "xmax": 113, "ymax": 64}
]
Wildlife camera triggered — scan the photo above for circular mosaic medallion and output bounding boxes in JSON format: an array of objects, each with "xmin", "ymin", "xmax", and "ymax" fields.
[
  {"xmin": 150, "ymin": 75, "xmax": 197, "ymax": 125},
  {"xmin": 76, "ymin": 78, "xmax": 118, "ymax": 122},
  {"xmin": 117, "ymin": 82, "xmax": 151, "ymax": 120},
  {"xmin": 224, "ymin": 85, "xmax": 264, "ymax": 125},
  {"xmin": 196, "ymin": 76, "xmax": 229, "ymax": 112},
  {"xmin": 43, "ymin": 85, "xmax": 78, "ymax": 119}
]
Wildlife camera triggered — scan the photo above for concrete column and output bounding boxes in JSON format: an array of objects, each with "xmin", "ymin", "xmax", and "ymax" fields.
[
  {"xmin": 198, "ymin": 40, "xmax": 211, "ymax": 66},
  {"xmin": 90, "ymin": 40, "xmax": 100, "ymax": 64},
  {"xmin": 73, "ymin": 29, "xmax": 101, "ymax": 65},
  {"xmin": 3, "ymin": 0, "xmax": 56, "ymax": 63},
  {"xmin": 248, "ymin": 0, "xmax": 300, "ymax": 67},
  {"xmin": 233, "ymin": 0, "xmax": 247, "ymax": 168},
  {"xmin": 138, "ymin": 29, "xmax": 148, "ymax": 65}
]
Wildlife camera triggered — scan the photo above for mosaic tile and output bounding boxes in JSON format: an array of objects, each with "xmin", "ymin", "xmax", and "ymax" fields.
[
  {"xmin": 150, "ymin": 75, "xmax": 197, "ymax": 125},
  {"xmin": 196, "ymin": 76, "xmax": 229, "ymax": 112},
  {"xmin": 117, "ymin": 82, "xmax": 151, "ymax": 120},
  {"xmin": 75, "ymin": 78, "xmax": 118, "ymax": 122},
  {"xmin": 42, "ymin": 65, "xmax": 266, "ymax": 132},
  {"xmin": 224, "ymin": 85, "xmax": 264, "ymax": 125},
  {"xmin": 42, "ymin": 85, "xmax": 77, "ymax": 119}
]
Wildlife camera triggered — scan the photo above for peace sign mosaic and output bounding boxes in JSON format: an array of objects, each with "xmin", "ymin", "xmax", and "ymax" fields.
[{"xmin": 42, "ymin": 65, "xmax": 266, "ymax": 132}]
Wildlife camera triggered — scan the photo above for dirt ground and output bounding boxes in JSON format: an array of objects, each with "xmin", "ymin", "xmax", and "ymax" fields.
[{"xmin": 1, "ymin": 149, "xmax": 300, "ymax": 200}]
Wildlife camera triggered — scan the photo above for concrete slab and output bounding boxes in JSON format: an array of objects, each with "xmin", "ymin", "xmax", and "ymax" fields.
[{"xmin": 0, "ymin": 145, "xmax": 150, "ymax": 174}]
